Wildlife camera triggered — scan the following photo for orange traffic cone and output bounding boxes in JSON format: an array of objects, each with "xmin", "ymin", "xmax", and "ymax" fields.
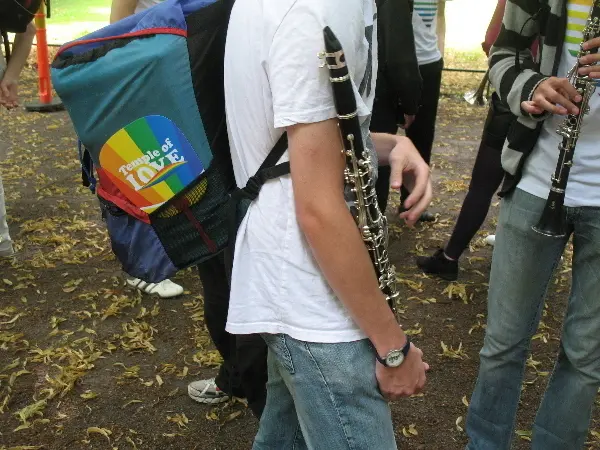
[{"xmin": 25, "ymin": 0, "xmax": 63, "ymax": 112}]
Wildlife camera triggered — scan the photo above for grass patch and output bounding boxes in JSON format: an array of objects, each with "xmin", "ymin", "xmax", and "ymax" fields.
[{"xmin": 49, "ymin": 0, "xmax": 111, "ymax": 24}]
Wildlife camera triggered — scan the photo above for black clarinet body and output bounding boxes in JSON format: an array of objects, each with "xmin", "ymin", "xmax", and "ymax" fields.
[
  {"xmin": 321, "ymin": 27, "xmax": 399, "ymax": 314},
  {"xmin": 532, "ymin": 1, "xmax": 600, "ymax": 237}
]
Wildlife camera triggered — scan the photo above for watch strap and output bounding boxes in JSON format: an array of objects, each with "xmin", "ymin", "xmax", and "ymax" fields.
[{"xmin": 375, "ymin": 337, "xmax": 411, "ymax": 367}]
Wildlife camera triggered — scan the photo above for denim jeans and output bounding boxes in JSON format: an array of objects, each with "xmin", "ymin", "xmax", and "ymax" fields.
[
  {"xmin": 0, "ymin": 173, "xmax": 13, "ymax": 255},
  {"xmin": 253, "ymin": 334, "xmax": 396, "ymax": 450},
  {"xmin": 466, "ymin": 189, "xmax": 600, "ymax": 450}
]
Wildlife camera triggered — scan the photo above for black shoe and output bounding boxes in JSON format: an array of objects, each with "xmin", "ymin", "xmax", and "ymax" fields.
[
  {"xmin": 416, "ymin": 248, "xmax": 458, "ymax": 281},
  {"xmin": 418, "ymin": 211, "xmax": 436, "ymax": 222},
  {"xmin": 398, "ymin": 207, "xmax": 436, "ymax": 222}
]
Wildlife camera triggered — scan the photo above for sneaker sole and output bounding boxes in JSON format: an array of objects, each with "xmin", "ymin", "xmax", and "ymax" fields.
[{"xmin": 188, "ymin": 394, "xmax": 230, "ymax": 404}]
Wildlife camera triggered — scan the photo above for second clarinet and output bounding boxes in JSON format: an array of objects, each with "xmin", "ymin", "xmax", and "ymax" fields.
[
  {"xmin": 532, "ymin": 0, "xmax": 600, "ymax": 237},
  {"xmin": 320, "ymin": 26, "xmax": 399, "ymax": 315}
]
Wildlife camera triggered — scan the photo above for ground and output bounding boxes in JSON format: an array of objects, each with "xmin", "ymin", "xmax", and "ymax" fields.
[{"xmin": 1, "ymin": 48, "xmax": 599, "ymax": 450}]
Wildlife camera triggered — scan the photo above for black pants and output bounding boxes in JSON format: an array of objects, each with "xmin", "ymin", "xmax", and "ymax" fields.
[
  {"xmin": 371, "ymin": 58, "xmax": 444, "ymax": 213},
  {"xmin": 370, "ymin": 84, "xmax": 401, "ymax": 213},
  {"xmin": 444, "ymin": 92, "xmax": 514, "ymax": 260},
  {"xmin": 196, "ymin": 255, "xmax": 267, "ymax": 418}
]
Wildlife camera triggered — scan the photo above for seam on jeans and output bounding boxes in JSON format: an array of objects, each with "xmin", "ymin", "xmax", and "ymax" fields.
[
  {"xmin": 533, "ymin": 422, "xmax": 571, "ymax": 446},
  {"xmin": 523, "ymin": 246, "xmax": 564, "ymax": 340},
  {"xmin": 292, "ymin": 423, "xmax": 303, "ymax": 450},
  {"xmin": 262, "ymin": 334, "xmax": 295, "ymax": 374},
  {"xmin": 303, "ymin": 342, "xmax": 356, "ymax": 450},
  {"xmin": 280, "ymin": 335, "xmax": 295, "ymax": 374}
]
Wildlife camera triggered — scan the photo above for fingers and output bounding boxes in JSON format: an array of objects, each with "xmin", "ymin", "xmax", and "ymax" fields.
[
  {"xmin": 0, "ymin": 81, "xmax": 10, "ymax": 97},
  {"xmin": 536, "ymin": 82, "xmax": 580, "ymax": 115},
  {"xmin": 402, "ymin": 162, "xmax": 429, "ymax": 208},
  {"xmin": 400, "ymin": 180, "xmax": 432, "ymax": 227},
  {"xmin": 582, "ymin": 36, "xmax": 600, "ymax": 51},
  {"xmin": 521, "ymin": 100, "xmax": 545, "ymax": 115},
  {"xmin": 535, "ymin": 97, "xmax": 570, "ymax": 116},
  {"xmin": 389, "ymin": 160, "xmax": 403, "ymax": 191},
  {"xmin": 529, "ymin": 77, "xmax": 582, "ymax": 115}
]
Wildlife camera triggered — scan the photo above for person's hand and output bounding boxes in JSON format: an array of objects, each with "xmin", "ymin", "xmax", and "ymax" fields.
[
  {"xmin": 481, "ymin": 40, "xmax": 492, "ymax": 57},
  {"xmin": 387, "ymin": 136, "xmax": 432, "ymax": 227},
  {"xmin": 376, "ymin": 342, "xmax": 429, "ymax": 400},
  {"xmin": 0, "ymin": 77, "xmax": 20, "ymax": 109},
  {"xmin": 400, "ymin": 114, "xmax": 415, "ymax": 130},
  {"xmin": 578, "ymin": 36, "xmax": 600, "ymax": 78},
  {"xmin": 521, "ymin": 77, "xmax": 582, "ymax": 116}
]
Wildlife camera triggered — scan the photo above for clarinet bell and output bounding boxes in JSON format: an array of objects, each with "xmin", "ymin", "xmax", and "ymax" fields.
[
  {"xmin": 464, "ymin": 90, "xmax": 488, "ymax": 106},
  {"xmin": 532, "ymin": 202, "xmax": 567, "ymax": 238}
]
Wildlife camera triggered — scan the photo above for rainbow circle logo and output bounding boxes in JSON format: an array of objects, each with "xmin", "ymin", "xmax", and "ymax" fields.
[{"xmin": 99, "ymin": 115, "xmax": 205, "ymax": 213}]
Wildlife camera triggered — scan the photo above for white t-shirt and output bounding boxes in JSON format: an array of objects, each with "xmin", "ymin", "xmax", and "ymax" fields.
[
  {"xmin": 518, "ymin": 0, "xmax": 600, "ymax": 207},
  {"xmin": 412, "ymin": 1, "xmax": 442, "ymax": 66},
  {"xmin": 224, "ymin": 0, "xmax": 378, "ymax": 343},
  {"xmin": 135, "ymin": 0, "xmax": 164, "ymax": 13}
]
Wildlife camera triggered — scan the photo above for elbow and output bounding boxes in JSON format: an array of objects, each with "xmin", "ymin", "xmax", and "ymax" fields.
[
  {"xmin": 295, "ymin": 195, "xmax": 341, "ymax": 240},
  {"xmin": 296, "ymin": 201, "xmax": 326, "ymax": 239}
]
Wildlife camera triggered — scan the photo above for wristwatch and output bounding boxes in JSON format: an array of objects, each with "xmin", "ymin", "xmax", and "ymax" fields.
[{"xmin": 375, "ymin": 337, "xmax": 411, "ymax": 368}]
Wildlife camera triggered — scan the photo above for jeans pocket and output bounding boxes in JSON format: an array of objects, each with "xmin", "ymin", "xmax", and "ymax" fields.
[{"xmin": 261, "ymin": 333, "xmax": 295, "ymax": 374}]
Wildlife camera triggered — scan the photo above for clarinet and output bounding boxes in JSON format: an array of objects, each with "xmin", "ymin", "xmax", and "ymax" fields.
[
  {"xmin": 319, "ymin": 26, "xmax": 399, "ymax": 315},
  {"xmin": 532, "ymin": 1, "xmax": 600, "ymax": 237}
]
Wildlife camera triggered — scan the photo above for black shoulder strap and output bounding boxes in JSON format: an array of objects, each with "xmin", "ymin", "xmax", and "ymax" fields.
[
  {"xmin": 224, "ymin": 133, "xmax": 290, "ymax": 283},
  {"xmin": 239, "ymin": 133, "xmax": 290, "ymax": 200}
]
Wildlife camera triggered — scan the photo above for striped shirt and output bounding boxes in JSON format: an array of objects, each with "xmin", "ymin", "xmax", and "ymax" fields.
[
  {"xmin": 517, "ymin": 0, "xmax": 600, "ymax": 206},
  {"xmin": 487, "ymin": 0, "xmax": 599, "ymax": 196},
  {"xmin": 412, "ymin": 0, "xmax": 442, "ymax": 65},
  {"xmin": 414, "ymin": 0, "xmax": 438, "ymax": 28}
]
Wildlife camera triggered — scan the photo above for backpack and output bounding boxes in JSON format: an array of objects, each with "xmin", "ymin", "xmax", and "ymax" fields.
[
  {"xmin": 50, "ymin": 0, "xmax": 289, "ymax": 283},
  {"xmin": 0, "ymin": 0, "xmax": 42, "ymax": 61}
]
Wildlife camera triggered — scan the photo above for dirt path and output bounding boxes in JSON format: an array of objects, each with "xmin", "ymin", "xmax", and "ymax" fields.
[{"xmin": 0, "ymin": 61, "xmax": 598, "ymax": 450}]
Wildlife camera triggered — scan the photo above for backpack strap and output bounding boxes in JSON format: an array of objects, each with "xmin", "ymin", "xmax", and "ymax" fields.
[
  {"xmin": 78, "ymin": 140, "xmax": 97, "ymax": 194},
  {"xmin": 225, "ymin": 133, "xmax": 290, "ymax": 281},
  {"xmin": 239, "ymin": 134, "xmax": 290, "ymax": 201}
]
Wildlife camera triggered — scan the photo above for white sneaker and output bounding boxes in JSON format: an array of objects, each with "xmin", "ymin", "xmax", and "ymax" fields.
[
  {"xmin": 0, "ymin": 243, "xmax": 14, "ymax": 258},
  {"xmin": 484, "ymin": 234, "xmax": 496, "ymax": 246},
  {"xmin": 188, "ymin": 378, "xmax": 230, "ymax": 404},
  {"xmin": 126, "ymin": 277, "xmax": 184, "ymax": 299}
]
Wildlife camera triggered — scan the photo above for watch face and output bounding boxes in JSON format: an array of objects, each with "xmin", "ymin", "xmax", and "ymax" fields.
[{"xmin": 386, "ymin": 350, "xmax": 404, "ymax": 367}]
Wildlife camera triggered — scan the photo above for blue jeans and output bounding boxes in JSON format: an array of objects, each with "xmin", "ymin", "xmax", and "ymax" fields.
[
  {"xmin": 466, "ymin": 189, "xmax": 600, "ymax": 450},
  {"xmin": 253, "ymin": 334, "xmax": 397, "ymax": 450}
]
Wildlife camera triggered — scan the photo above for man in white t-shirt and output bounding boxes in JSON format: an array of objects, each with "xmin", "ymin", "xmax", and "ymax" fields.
[
  {"xmin": 466, "ymin": 0, "xmax": 600, "ymax": 448},
  {"xmin": 225, "ymin": 0, "xmax": 432, "ymax": 446}
]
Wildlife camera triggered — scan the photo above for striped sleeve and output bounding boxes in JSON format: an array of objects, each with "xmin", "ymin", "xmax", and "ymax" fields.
[{"xmin": 488, "ymin": 0, "xmax": 548, "ymax": 119}]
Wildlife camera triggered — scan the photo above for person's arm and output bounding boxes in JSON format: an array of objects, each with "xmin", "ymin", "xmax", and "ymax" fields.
[
  {"xmin": 372, "ymin": 133, "xmax": 432, "ymax": 223},
  {"xmin": 110, "ymin": 0, "xmax": 138, "ymax": 23},
  {"xmin": 436, "ymin": 0, "xmax": 446, "ymax": 56},
  {"xmin": 268, "ymin": 7, "xmax": 428, "ymax": 398},
  {"xmin": 489, "ymin": 0, "xmax": 563, "ymax": 119},
  {"xmin": 378, "ymin": 0, "xmax": 422, "ymax": 118},
  {"xmin": 288, "ymin": 121, "xmax": 428, "ymax": 398},
  {"xmin": 0, "ymin": 22, "xmax": 36, "ymax": 108},
  {"xmin": 482, "ymin": 0, "xmax": 507, "ymax": 56},
  {"xmin": 523, "ymin": 36, "xmax": 600, "ymax": 116}
]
